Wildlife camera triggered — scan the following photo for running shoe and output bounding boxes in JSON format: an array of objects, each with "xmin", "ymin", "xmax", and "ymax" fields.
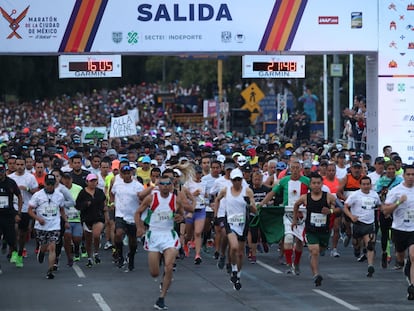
[
  {"xmin": 314, "ymin": 274, "xmax": 323, "ymax": 287},
  {"xmin": 330, "ymin": 249, "xmax": 340, "ymax": 258},
  {"xmin": 407, "ymin": 284, "xmax": 414, "ymax": 301},
  {"xmin": 81, "ymin": 246, "xmax": 88, "ymax": 258},
  {"xmin": 154, "ymin": 297, "xmax": 168, "ymax": 310},
  {"xmin": 22, "ymin": 248, "xmax": 27, "ymax": 258},
  {"xmin": 286, "ymin": 264, "xmax": 295, "ymax": 274},
  {"xmin": 46, "ymin": 270, "xmax": 55, "ymax": 279},
  {"xmin": 213, "ymin": 251, "xmax": 219, "ymax": 260},
  {"xmin": 73, "ymin": 255, "xmax": 80, "ymax": 262},
  {"xmin": 117, "ymin": 256, "xmax": 125, "ymax": 269},
  {"xmin": 250, "ymin": 256, "xmax": 257, "ymax": 264},
  {"xmin": 357, "ymin": 254, "xmax": 367, "ymax": 262},
  {"xmin": 230, "ymin": 271, "xmax": 238, "ymax": 284},
  {"xmin": 10, "ymin": 251, "xmax": 18, "ymax": 263},
  {"xmin": 343, "ymin": 234, "xmax": 351, "ymax": 247},
  {"xmin": 233, "ymin": 278, "xmax": 242, "ymax": 291},
  {"xmin": 94, "ymin": 253, "xmax": 101, "ymax": 264},
  {"xmin": 393, "ymin": 261, "xmax": 404, "ymax": 270},
  {"xmin": 194, "ymin": 255, "xmax": 202, "ymax": 265},
  {"xmin": 294, "ymin": 264, "xmax": 300, "ymax": 275},
  {"xmin": 367, "ymin": 265, "xmax": 375, "ymax": 277},
  {"xmin": 37, "ymin": 251, "xmax": 45, "ymax": 264},
  {"xmin": 15, "ymin": 255, "xmax": 23, "ymax": 268},
  {"xmin": 86, "ymin": 258, "xmax": 93, "ymax": 268},
  {"xmin": 217, "ymin": 256, "xmax": 225, "ymax": 269},
  {"xmin": 127, "ymin": 255, "xmax": 135, "ymax": 271},
  {"xmin": 104, "ymin": 241, "xmax": 113, "ymax": 250}
]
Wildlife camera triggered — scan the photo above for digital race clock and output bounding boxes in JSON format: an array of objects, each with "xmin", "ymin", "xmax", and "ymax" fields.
[
  {"xmin": 242, "ymin": 55, "xmax": 305, "ymax": 78},
  {"xmin": 58, "ymin": 55, "xmax": 122, "ymax": 79}
]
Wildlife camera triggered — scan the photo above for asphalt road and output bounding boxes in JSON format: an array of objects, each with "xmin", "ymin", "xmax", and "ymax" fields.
[{"xmin": 0, "ymin": 239, "xmax": 413, "ymax": 311}]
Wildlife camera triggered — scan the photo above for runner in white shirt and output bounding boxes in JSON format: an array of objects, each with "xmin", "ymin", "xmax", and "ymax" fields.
[
  {"xmin": 28, "ymin": 174, "xmax": 67, "ymax": 279},
  {"xmin": 343, "ymin": 176, "xmax": 381, "ymax": 278},
  {"xmin": 383, "ymin": 165, "xmax": 414, "ymax": 300},
  {"xmin": 9, "ymin": 157, "xmax": 38, "ymax": 268},
  {"xmin": 111, "ymin": 165, "xmax": 153, "ymax": 271}
]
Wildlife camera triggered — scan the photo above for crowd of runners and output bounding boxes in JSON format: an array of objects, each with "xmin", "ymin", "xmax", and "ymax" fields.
[{"xmin": 0, "ymin": 86, "xmax": 413, "ymax": 309}]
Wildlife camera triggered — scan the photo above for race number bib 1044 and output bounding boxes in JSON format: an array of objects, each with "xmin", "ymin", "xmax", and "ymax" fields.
[{"xmin": 310, "ymin": 213, "xmax": 327, "ymax": 227}]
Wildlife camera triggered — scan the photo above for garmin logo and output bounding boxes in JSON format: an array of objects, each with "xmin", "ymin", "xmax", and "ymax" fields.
[
  {"xmin": 137, "ymin": 3, "xmax": 232, "ymax": 21},
  {"xmin": 318, "ymin": 16, "xmax": 339, "ymax": 24}
]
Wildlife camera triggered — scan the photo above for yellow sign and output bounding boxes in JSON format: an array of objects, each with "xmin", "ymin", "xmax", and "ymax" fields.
[{"xmin": 241, "ymin": 82, "xmax": 264, "ymax": 122}]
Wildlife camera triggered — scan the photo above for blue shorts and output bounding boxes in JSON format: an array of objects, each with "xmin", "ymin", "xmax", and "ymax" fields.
[
  {"xmin": 185, "ymin": 209, "xmax": 206, "ymax": 225},
  {"xmin": 64, "ymin": 222, "xmax": 83, "ymax": 237}
]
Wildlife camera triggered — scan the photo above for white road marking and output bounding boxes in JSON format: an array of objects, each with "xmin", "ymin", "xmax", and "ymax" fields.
[
  {"xmin": 93, "ymin": 293, "xmax": 111, "ymax": 311},
  {"xmin": 73, "ymin": 264, "xmax": 86, "ymax": 278},
  {"xmin": 313, "ymin": 289, "xmax": 360, "ymax": 310},
  {"xmin": 256, "ymin": 260, "xmax": 283, "ymax": 274}
]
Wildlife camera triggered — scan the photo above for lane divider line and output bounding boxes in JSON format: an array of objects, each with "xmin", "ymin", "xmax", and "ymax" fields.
[
  {"xmin": 256, "ymin": 260, "xmax": 283, "ymax": 274},
  {"xmin": 73, "ymin": 264, "xmax": 86, "ymax": 278},
  {"xmin": 93, "ymin": 293, "xmax": 111, "ymax": 311},
  {"xmin": 313, "ymin": 289, "xmax": 360, "ymax": 310}
]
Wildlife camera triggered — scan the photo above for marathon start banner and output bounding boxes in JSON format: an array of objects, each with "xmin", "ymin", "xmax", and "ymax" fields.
[{"xmin": 0, "ymin": 0, "xmax": 378, "ymax": 54}]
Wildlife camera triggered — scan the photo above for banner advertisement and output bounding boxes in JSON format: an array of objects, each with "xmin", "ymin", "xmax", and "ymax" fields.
[{"xmin": 0, "ymin": 0, "xmax": 378, "ymax": 54}]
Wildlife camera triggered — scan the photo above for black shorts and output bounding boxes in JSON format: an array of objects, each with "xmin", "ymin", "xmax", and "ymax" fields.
[
  {"xmin": 17, "ymin": 213, "xmax": 31, "ymax": 230},
  {"xmin": 224, "ymin": 218, "xmax": 248, "ymax": 242},
  {"xmin": 214, "ymin": 216, "xmax": 226, "ymax": 228},
  {"xmin": 352, "ymin": 221, "xmax": 375, "ymax": 239},
  {"xmin": 392, "ymin": 229, "xmax": 414, "ymax": 253},
  {"xmin": 0, "ymin": 215, "xmax": 16, "ymax": 247},
  {"xmin": 115, "ymin": 217, "xmax": 137, "ymax": 237}
]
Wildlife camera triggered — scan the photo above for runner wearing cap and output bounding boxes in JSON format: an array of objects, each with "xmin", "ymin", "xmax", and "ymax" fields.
[
  {"xmin": 260, "ymin": 156, "xmax": 310, "ymax": 275},
  {"xmin": 215, "ymin": 168, "xmax": 256, "ymax": 290},
  {"xmin": 135, "ymin": 175, "xmax": 185, "ymax": 310},
  {"xmin": 75, "ymin": 173, "xmax": 106, "ymax": 268},
  {"xmin": 111, "ymin": 165, "xmax": 154, "ymax": 271},
  {"xmin": 28, "ymin": 174, "xmax": 67, "ymax": 279}
]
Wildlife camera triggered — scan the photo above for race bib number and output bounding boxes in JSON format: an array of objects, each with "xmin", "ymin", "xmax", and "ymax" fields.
[
  {"xmin": 403, "ymin": 210, "xmax": 414, "ymax": 223},
  {"xmin": 310, "ymin": 213, "xmax": 327, "ymax": 227},
  {"xmin": 0, "ymin": 196, "xmax": 8, "ymax": 208},
  {"xmin": 361, "ymin": 198, "xmax": 376, "ymax": 210},
  {"xmin": 228, "ymin": 213, "xmax": 245, "ymax": 226},
  {"xmin": 42, "ymin": 205, "xmax": 58, "ymax": 217},
  {"xmin": 156, "ymin": 211, "xmax": 172, "ymax": 222}
]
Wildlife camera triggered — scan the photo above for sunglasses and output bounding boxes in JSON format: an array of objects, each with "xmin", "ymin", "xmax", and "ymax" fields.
[{"xmin": 159, "ymin": 181, "xmax": 172, "ymax": 186}]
